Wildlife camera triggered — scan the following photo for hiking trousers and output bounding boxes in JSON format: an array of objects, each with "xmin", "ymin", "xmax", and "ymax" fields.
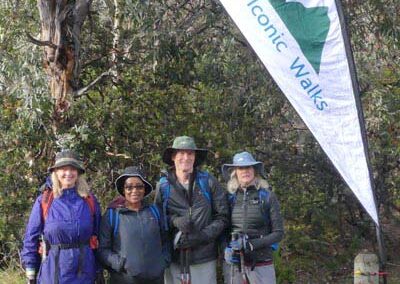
[
  {"xmin": 164, "ymin": 259, "xmax": 217, "ymax": 284},
  {"xmin": 109, "ymin": 272, "xmax": 164, "ymax": 284},
  {"xmin": 223, "ymin": 261, "xmax": 276, "ymax": 284}
]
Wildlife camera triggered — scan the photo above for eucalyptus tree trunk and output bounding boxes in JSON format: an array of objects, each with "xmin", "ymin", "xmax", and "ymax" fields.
[{"xmin": 35, "ymin": 0, "xmax": 92, "ymax": 122}]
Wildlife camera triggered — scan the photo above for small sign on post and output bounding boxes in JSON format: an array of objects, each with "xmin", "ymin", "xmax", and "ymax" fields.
[{"xmin": 354, "ymin": 251, "xmax": 379, "ymax": 284}]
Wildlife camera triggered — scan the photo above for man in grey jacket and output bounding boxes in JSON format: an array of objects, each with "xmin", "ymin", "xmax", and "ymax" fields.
[{"xmin": 155, "ymin": 136, "xmax": 229, "ymax": 284}]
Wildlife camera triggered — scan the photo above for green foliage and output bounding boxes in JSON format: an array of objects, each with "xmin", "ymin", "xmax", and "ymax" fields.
[{"xmin": 0, "ymin": 268, "xmax": 25, "ymax": 284}]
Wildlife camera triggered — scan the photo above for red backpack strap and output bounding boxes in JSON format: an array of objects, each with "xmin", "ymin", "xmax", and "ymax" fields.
[
  {"xmin": 84, "ymin": 193, "xmax": 96, "ymax": 217},
  {"xmin": 40, "ymin": 188, "xmax": 54, "ymax": 221},
  {"xmin": 84, "ymin": 193, "xmax": 99, "ymax": 249}
]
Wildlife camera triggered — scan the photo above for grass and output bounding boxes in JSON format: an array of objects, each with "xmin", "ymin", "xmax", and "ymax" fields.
[{"xmin": 0, "ymin": 268, "xmax": 25, "ymax": 284}]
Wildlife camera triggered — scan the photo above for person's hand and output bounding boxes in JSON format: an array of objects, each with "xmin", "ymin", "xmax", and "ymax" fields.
[
  {"xmin": 94, "ymin": 272, "xmax": 105, "ymax": 284},
  {"xmin": 230, "ymin": 235, "xmax": 254, "ymax": 252},
  {"xmin": 118, "ymin": 256, "xmax": 127, "ymax": 273},
  {"xmin": 224, "ymin": 247, "xmax": 240, "ymax": 265},
  {"xmin": 25, "ymin": 268, "xmax": 36, "ymax": 284},
  {"xmin": 173, "ymin": 216, "xmax": 192, "ymax": 233},
  {"xmin": 176, "ymin": 230, "xmax": 207, "ymax": 249},
  {"xmin": 229, "ymin": 238, "xmax": 243, "ymax": 251}
]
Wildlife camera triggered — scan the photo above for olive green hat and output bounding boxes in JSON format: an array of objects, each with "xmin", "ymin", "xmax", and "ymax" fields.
[
  {"xmin": 48, "ymin": 150, "xmax": 85, "ymax": 174},
  {"xmin": 162, "ymin": 136, "xmax": 208, "ymax": 167}
]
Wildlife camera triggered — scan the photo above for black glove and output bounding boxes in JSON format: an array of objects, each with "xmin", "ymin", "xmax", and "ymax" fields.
[
  {"xmin": 173, "ymin": 216, "xmax": 192, "ymax": 233},
  {"xmin": 177, "ymin": 230, "xmax": 208, "ymax": 249},
  {"xmin": 94, "ymin": 272, "xmax": 105, "ymax": 284},
  {"xmin": 246, "ymin": 238, "xmax": 267, "ymax": 250}
]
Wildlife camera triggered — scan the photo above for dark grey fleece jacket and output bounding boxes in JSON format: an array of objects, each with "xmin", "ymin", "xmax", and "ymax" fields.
[{"xmin": 97, "ymin": 197, "xmax": 167, "ymax": 282}]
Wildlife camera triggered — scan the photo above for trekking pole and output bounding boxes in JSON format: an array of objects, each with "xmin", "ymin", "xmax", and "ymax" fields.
[
  {"xmin": 239, "ymin": 249, "xmax": 250, "ymax": 284},
  {"xmin": 239, "ymin": 234, "xmax": 250, "ymax": 284},
  {"xmin": 230, "ymin": 233, "xmax": 236, "ymax": 284},
  {"xmin": 184, "ymin": 173, "xmax": 195, "ymax": 284},
  {"xmin": 185, "ymin": 248, "xmax": 191, "ymax": 284},
  {"xmin": 182, "ymin": 208, "xmax": 192, "ymax": 284},
  {"xmin": 180, "ymin": 248, "xmax": 185, "ymax": 284},
  {"xmin": 180, "ymin": 247, "xmax": 191, "ymax": 284},
  {"xmin": 230, "ymin": 262, "xmax": 235, "ymax": 284}
]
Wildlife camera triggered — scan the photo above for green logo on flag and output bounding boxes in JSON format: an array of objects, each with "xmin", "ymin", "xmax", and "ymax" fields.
[{"xmin": 269, "ymin": 0, "xmax": 330, "ymax": 74}]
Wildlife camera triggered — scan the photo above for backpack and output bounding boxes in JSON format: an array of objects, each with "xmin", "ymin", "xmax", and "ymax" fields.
[
  {"xmin": 40, "ymin": 188, "xmax": 99, "ymax": 249},
  {"xmin": 228, "ymin": 187, "xmax": 279, "ymax": 251},
  {"xmin": 108, "ymin": 204, "xmax": 163, "ymax": 236},
  {"xmin": 159, "ymin": 171, "xmax": 211, "ymax": 231}
]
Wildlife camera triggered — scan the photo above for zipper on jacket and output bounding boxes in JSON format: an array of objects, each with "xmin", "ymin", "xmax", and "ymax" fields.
[
  {"xmin": 137, "ymin": 211, "xmax": 145, "ymax": 260},
  {"xmin": 242, "ymin": 188, "xmax": 249, "ymax": 234}
]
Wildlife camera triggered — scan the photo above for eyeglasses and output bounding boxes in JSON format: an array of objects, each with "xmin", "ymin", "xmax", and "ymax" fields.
[{"xmin": 124, "ymin": 184, "xmax": 145, "ymax": 192}]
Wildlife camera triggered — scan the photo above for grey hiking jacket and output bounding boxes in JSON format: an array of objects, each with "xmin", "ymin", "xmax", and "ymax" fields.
[
  {"xmin": 154, "ymin": 170, "xmax": 229, "ymax": 265},
  {"xmin": 97, "ymin": 197, "xmax": 167, "ymax": 282}
]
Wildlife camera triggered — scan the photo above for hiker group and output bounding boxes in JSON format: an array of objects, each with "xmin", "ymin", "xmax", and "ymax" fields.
[{"xmin": 22, "ymin": 136, "xmax": 284, "ymax": 284}]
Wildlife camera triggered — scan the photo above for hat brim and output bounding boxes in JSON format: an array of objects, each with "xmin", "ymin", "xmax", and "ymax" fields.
[
  {"xmin": 221, "ymin": 162, "xmax": 265, "ymax": 181},
  {"xmin": 115, "ymin": 174, "xmax": 153, "ymax": 196},
  {"xmin": 48, "ymin": 161, "xmax": 85, "ymax": 174},
  {"xmin": 162, "ymin": 148, "xmax": 208, "ymax": 167}
]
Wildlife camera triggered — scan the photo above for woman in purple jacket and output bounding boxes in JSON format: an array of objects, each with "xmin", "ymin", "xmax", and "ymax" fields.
[{"xmin": 22, "ymin": 150, "xmax": 104, "ymax": 284}]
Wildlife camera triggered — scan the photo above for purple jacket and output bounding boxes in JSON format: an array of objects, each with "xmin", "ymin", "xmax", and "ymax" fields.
[{"xmin": 22, "ymin": 187, "xmax": 101, "ymax": 284}]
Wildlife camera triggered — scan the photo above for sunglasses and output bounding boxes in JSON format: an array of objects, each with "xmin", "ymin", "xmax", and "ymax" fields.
[{"xmin": 124, "ymin": 184, "xmax": 145, "ymax": 192}]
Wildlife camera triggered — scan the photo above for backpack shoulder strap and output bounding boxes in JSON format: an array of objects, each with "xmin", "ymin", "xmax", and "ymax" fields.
[
  {"xmin": 160, "ymin": 176, "xmax": 170, "ymax": 197},
  {"xmin": 196, "ymin": 171, "xmax": 211, "ymax": 204},
  {"xmin": 159, "ymin": 176, "xmax": 170, "ymax": 231},
  {"xmin": 84, "ymin": 194, "xmax": 99, "ymax": 249},
  {"xmin": 228, "ymin": 192, "xmax": 237, "ymax": 206},
  {"xmin": 108, "ymin": 208, "xmax": 120, "ymax": 237},
  {"xmin": 41, "ymin": 188, "xmax": 54, "ymax": 221},
  {"xmin": 259, "ymin": 187, "xmax": 279, "ymax": 251},
  {"xmin": 149, "ymin": 204, "xmax": 163, "ymax": 228},
  {"xmin": 84, "ymin": 193, "xmax": 96, "ymax": 217},
  {"xmin": 258, "ymin": 187, "xmax": 271, "ymax": 220}
]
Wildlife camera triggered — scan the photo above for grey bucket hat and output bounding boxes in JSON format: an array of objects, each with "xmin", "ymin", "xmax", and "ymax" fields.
[
  {"xmin": 115, "ymin": 166, "xmax": 153, "ymax": 196},
  {"xmin": 48, "ymin": 150, "xmax": 85, "ymax": 174},
  {"xmin": 222, "ymin": 151, "xmax": 266, "ymax": 180},
  {"xmin": 162, "ymin": 136, "xmax": 208, "ymax": 167}
]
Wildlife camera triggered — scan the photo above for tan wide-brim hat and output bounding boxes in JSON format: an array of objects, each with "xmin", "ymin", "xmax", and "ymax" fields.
[{"xmin": 162, "ymin": 136, "xmax": 208, "ymax": 167}]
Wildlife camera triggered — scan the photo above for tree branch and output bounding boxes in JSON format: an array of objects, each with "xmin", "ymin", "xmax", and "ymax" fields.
[
  {"xmin": 74, "ymin": 69, "xmax": 112, "ymax": 97},
  {"xmin": 26, "ymin": 32, "xmax": 57, "ymax": 48}
]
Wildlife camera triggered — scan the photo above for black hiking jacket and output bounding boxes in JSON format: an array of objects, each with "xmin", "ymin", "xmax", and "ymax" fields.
[
  {"xmin": 155, "ymin": 170, "xmax": 229, "ymax": 265},
  {"xmin": 230, "ymin": 186, "xmax": 284, "ymax": 263}
]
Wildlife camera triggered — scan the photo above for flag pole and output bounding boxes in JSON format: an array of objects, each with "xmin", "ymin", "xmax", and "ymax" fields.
[{"xmin": 334, "ymin": 0, "xmax": 387, "ymax": 281}]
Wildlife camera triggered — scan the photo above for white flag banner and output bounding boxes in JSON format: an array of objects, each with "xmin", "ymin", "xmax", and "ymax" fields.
[{"xmin": 220, "ymin": 0, "xmax": 378, "ymax": 224}]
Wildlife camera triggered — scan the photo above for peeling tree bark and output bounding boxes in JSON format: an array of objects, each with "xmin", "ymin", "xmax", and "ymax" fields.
[{"xmin": 35, "ymin": 0, "xmax": 92, "ymax": 121}]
